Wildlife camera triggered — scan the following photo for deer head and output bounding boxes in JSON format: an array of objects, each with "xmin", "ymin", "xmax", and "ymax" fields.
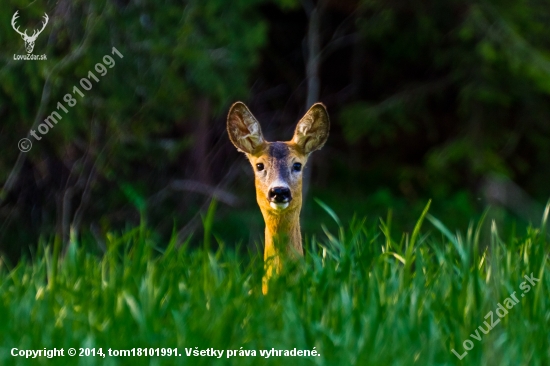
[
  {"xmin": 227, "ymin": 102, "xmax": 330, "ymax": 293},
  {"xmin": 11, "ymin": 11, "xmax": 49, "ymax": 54}
]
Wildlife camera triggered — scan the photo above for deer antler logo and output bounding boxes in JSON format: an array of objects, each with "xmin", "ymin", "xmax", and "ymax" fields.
[{"xmin": 11, "ymin": 11, "xmax": 49, "ymax": 54}]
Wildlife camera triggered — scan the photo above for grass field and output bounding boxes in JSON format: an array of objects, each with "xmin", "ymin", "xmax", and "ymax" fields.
[{"xmin": 1, "ymin": 202, "xmax": 549, "ymax": 365}]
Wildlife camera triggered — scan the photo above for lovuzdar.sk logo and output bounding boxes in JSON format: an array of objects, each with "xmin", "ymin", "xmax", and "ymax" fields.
[{"xmin": 11, "ymin": 10, "xmax": 49, "ymax": 61}]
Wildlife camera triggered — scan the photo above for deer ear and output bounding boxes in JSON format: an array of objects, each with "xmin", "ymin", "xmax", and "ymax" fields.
[
  {"xmin": 292, "ymin": 103, "xmax": 330, "ymax": 154},
  {"xmin": 227, "ymin": 102, "xmax": 265, "ymax": 154}
]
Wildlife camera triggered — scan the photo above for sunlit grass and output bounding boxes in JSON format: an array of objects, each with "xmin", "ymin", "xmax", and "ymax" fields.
[{"xmin": 0, "ymin": 202, "xmax": 549, "ymax": 365}]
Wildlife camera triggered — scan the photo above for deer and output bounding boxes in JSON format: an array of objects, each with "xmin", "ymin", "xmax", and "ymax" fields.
[
  {"xmin": 11, "ymin": 11, "xmax": 49, "ymax": 54},
  {"xmin": 227, "ymin": 102, "xmax": 330, "ymax": 294}
]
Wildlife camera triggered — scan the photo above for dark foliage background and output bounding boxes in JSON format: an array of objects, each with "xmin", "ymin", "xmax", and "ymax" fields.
[{"xmin": 2, "ymin": 0, "xmax": 550, "ymax": 261}]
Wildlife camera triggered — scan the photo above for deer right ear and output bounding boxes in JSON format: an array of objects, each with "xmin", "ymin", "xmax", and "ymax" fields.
[
  {"xmin": 292, "ymin": 103, "xmax": 330, "ymax": 155},
  {"xmin": 227, "ymin": 102, "xmax": 265, "ymax": 154}
]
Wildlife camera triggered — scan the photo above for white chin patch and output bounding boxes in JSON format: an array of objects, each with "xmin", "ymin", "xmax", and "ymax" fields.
[{"xmin": 270, "ymin": 202, "xmax": 289, "ymax": 210}]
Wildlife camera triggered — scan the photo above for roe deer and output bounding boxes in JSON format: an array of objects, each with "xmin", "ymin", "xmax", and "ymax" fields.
[{"xmin": 227, "ymin": 102, "xmax": 330, "ymax": 293}]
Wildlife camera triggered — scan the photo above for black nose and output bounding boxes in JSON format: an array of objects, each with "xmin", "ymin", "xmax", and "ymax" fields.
[{"xmin": 268, "ymin": 187, "xmax": 292, "ymax": 203}]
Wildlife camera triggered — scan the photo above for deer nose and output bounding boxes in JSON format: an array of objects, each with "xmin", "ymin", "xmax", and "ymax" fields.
[{"xmin": 268, "ymin": 187, "xmax": 292, "ymax": 203}]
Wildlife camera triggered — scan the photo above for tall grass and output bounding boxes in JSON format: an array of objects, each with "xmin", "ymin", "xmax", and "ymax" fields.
[{"xmin": 0, "ymin": 202, "xmax": 549, "ymax": 365}]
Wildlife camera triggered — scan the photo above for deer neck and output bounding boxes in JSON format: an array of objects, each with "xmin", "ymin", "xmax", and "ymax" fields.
[
  {"xmin": 261, "ymin": 207, "xmax": 302, "ymax": 294},
  {"xmin": 262, "ymin": 206, "xmax": 303, "ymax": 268}
]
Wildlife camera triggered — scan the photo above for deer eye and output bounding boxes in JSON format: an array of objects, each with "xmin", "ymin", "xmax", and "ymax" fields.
[
  {"xmin": 256, "ymin": 163, "xmax": 264, "ymax": 171},
  {"xmin": 293, "ymin": 163, "xmax": 302, "ymax": 172}
]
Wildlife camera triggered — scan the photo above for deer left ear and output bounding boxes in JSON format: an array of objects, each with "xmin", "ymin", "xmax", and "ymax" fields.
[
  {"xmin": 227, "ymin": 102, "xmax": 265, "ymax": 154},
  {"xmin": 292, "ymin": 103, "xmax": 330, "ymax": 154}
]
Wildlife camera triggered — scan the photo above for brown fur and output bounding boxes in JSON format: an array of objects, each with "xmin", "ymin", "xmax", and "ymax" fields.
[{"xmin": 227, "ymin": 102, "xmax": 329, "ymax": 294}]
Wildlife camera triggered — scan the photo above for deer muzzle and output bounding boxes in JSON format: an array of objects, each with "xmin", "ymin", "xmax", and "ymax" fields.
[{"xmin": 268, "ymin": 186, "xmax": 292, "ymax": 210}]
